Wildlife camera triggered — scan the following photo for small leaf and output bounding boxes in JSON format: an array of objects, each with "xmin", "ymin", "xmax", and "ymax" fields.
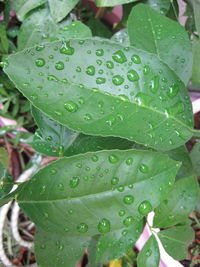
[
  {"xmin": 17, "ymin": 149, "xmax": 180, "ymax": 266},
  {"xmin": 11, "ymin": 0, "xmax": 47, "ymax": 21},
  {"xmin": 127, "ymin": 4, "xmax": 192, "ymax": 84},
  {"xmin": 154, "ymin": 176, "xmax": 198, "ymax": 228},
  {"xmin": 137, "ymin": 235, "xmax": 160, "ymax": 267},
  {"xmin": 158, "ymin": 221, "xmax": 194, "ymax": 260},
  {"xmin": 95, "ymin": 0, "xmax": 137, "ymax": 7},
  {"xmin": 4, "ymin": 39, "xmax": 193, "ymax": 151},
  {"xmin": 48, "ymin": 0, "xmax": 79, "ymax": 23}
]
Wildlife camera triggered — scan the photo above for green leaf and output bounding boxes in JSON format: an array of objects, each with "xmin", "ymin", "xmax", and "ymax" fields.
[
  {"xmin": 4, "ymin": 38, "xmax": 193, "ymax": 151},
  {"xmin": 17, "ymin": 7, "xmax": 91, "ymax": 50},
  {"xmin": 88, "ymin": 221, "xmax": 143, "ymax": 266},
  {"xmin": 11, "ymin": 0, "xmax": 47, "ymax": 21},
  {"xmin": 111, "ymin": 29, "xmax": 130, "ymax": 46},
  {"xmin": 190, "ymin": 0, "xmax": 200, "ymax": 35},
  {"xmin": 0, "ymin": 24, "xmax": 9, "ymax": 54},
  {"xmin": 191, "ymin": 36, "xmax": 200, "ymax": 87},
  {"xmin": 153, "ymin": 176, "xmax": 199, "ymax": 228},
  {"xmin": 137, "ymin": 235, "xmax": 160, "ymax": 267},
  {"xmin": 31, "ymin": 106, "xmax": 134, "ymax": 157},
  {"xmin": 17, "ymin": 149, "xmax": 180, "ymax": 266},
  {"xmin": 86, "ymin": 17, "xmax": 112, "ymax": 38},
  {"xmin": 0, "ymin": 163, "xmax": 13, "ymax": 198},
  {"xmin": 95, "ymin": 0, "xmax": 137, "ymax": 7},
  {"xmin": 158, "ymin": 222, "xmax": 194, "ymax": 260},
  {"xmin": 127, "ymin": 4, "xmax": 192, "ymax": 84},
  {"xmin": 144, "ymin": 0, "xmax": 171, "ymax": 15},
  {"xmin": 166, "ymin": 146, "xmax": 194, "ymax": 179},
  {"xmin": 48, "ymin": 0, "xmax": 79, "ymax": 23},
  {"xmin": 0, "ymin": 147, "xmax": 9, "ymax": 168},
  {"xmin": 190, "ymin": 140, "xmax": 200, "ymax": 175}
]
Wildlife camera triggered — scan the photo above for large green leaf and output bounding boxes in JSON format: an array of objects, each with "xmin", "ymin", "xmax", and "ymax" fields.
[
  {"xmin": 153, "ymin": 176, "xmax": 198, "ymax": 228},
  {"xmin": 31, "ymin": 106, "xmax": 133, "ymax": 157},
  {"xmin": 11, "ymin": 0, "xmax": 47, "ymax": 21},
  {"xmin": 17, "ymin": 7, "xmax": 91, "ymax": 50},
  {"xmin": 127, "ymin": 4, "xmax": 192, "ymax": 84},
  {"xmin": 191, "ymin": 36, "xmax": 200, "ymax": 87},
  {"xmin": 17, "ymin": 149, "xmax": 180, "ymax": 266},
  {"xmin": 137, "ymin": 235, "xmax": 160, "ymax": 267},
  {"xmin": 4, "ymin": 39, "xmax": 193, "ymax": 151},
  {"xmin": 158, "ymin": 222, "xmax": 194, "ymax": 260},
  {"xmin": 95, "ymin": 0, "xmax": 137, "ymax": 7},
  {"xmin": 48, "ymin": 0, "xmax": 79, "ymax": 23}
]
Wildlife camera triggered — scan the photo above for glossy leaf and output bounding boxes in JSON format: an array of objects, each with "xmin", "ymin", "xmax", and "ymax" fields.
[
  {"xmin": 17, "ymin": 7, "xmax": 91, "ymax": 50},
  {"xmin": 191, "ymin": 36, "xmax": 200, "ymax": 87},
  {"xmin": 17, "ymin": 149, "xmax": 180, "ymax": 266},
  {"xmin": 11, "ymin": 0, "xmax": 47, "ymax": 21},
  {"xmin": 145, "ymin": 0, "xmax": 171, "ymax": 15},
  {"xmin": 31, "ymin": 106, "xmax": 133, "ymax": 157},
  {"xmin": 137, "ymin": 235, "xmax": 160, "ymax": 267},
  {"xmin": 48, "ymin": 0, "xmax": 79, "ymax": 23},
  {"xmin": 190, "ymin": 140, "xmax": 200, "ymax": 175},
  {"xmin": 95, "ymin": 0, "xmax": 137, "ymax": 7},
  {"xmin": 158, "ymin": 222, "xmax": 194, "ymax": 260},
  {"xmin": 153, "ymin": 176, "xmax": 199, "ymax": 228},
  {"xmin": 166, "ymin": 146, "xmax": 194, "ymax": 179},
  {"xmin": 4, "ymin": 39, "xmax": 193, "ymax": 151},
  {"xmin": 127, "ymin": 4, "xmax": 192, "ymax": 84},
  {"xmin": 86, "ymin": 17, "xmax": 112, "ymax": 38}
]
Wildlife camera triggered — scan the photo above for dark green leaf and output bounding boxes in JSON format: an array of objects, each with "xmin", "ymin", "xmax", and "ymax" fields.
[
  {"xmin": 11, "ymin": 0, "xmax": 47, "ymax": 21},
  {"xmin": 0, "ymin": 163, "xmax": 13, "ymax": 198},
  {"xmin": 190, "ymin": 140, "xmax": 200, "ymax": 175},
  {"xmin": 166, "ymin": 146, "xmax": 194, "ymax": 179},
  {"xmin": 86, "ymin": 17, "xmax": 112, "ymax": 38},
  {"xmin": 48, "ymin": 0, "xmax": 79, "ymax": 23},
  {"xmin": 137, "ymin": 235, "xmax": 160, "ymax": 267},
  {"xmin": 154, "ymin": 176, "xmax": 199, "ymax": 228},
  {"xmin": 158, "ymin": 222, "xmax": 194, "ymax": 260},
  {"xmin": 96, "ymin": 0, "xmax": 137, "ymax": 7},
  {"xmin": 191, "ymin": 36, "xmax": 200, "ymax": 87},
  {"xmin": 127, "ymin": 4, "xmax": 192, "ymax": 84},
  {"xmin": 4, "ymin": 39, "xmax": 193, "ymax": 151},
  {"xmin": 0, "ymin": 24, "xmax": 9, "ymax": 54},
  {"xmin": 17, "ymin": 7, "xmax": 91, "ymax": 50},
  {"xmin": 17, "ymin": 149, "xmax": 180, "ymax": 266},
  {"xmin": 144, "ymin": 0, "xmax": 171, "ymax": 15}
]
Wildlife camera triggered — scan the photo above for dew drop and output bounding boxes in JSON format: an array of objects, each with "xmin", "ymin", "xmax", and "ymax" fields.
[
  {"xmin": 167, "ymin": 83, "xmax": 179, "ymax": 98},
  {"xmin": 123, "ymin": 195, "xmax": 134, "ymax": 205},
  {"xmin": 77, "ymin": 223, "xmax": 88, "ymax": 233},
  {"xmin": 60, "ymin": 41, "xmax": 74, "ymax": 55},
  {"xmin": 35, "ymin": 58, "xmax": 45, "ymax": 67},
  {"xmin": 50, "ymin": 169, "xmax": 57, "ymax": 175},
  {"xmin": 86, "ymin": 65, "xmax": 95, "ymax": 76},
  {"xmin": 96, "ymin": 77, "xmax": 106, "ymax": 84},
  {"xmin": 84, "ymin": 113, "xmax": 92, "ymax": 121},
  {"xmin": 117, "ymin": 185, "xmax": 125, "ymax": 192},
  {"xmin": 96, "ymin": 49, "xmax": 104, "ymax": 56},
  {"xmin": 112, "ymin": 75, "xmax": 124, "ymax": 86},
  {"xmin": 55, "ymin": 61, "xmax": 64, "ymax": 70},
  {"xmin": 111, "ymin": 177, "xmax": 119, "ymax": 185},
  {"xmin": 126, "ymin": 157, "xmax": 133, "ymax": 166},
  {"xmin": 57, "ymin": 183, "xmax": 64, "ymax": 191},
  {"xmin": 69, "ymin": 176, "xmax": 80, "ymax": 188},
  {"xmin": 106, "ymin": 60, "xmax": 114, "ymax": 69},
  {"xmin": 118, "ymin": 210, "xmax": 125, "ymax": 216},
  {"xmin": 112, "ymin": 50, "xmax": 127, "ymax": 64},
  {"xmin": 138, "ymin": 200, "xmax": 152, "ymax": 215},
  {"xmin": 150, "ymin": 75, "xmax": 159, "ymax": 93},
  {"xmin": 123, "ymin": 216, "xmax": 134, "ymax": 227},
  {"xmin": 127, "ymin": 69, "xmax": 139, "ymax": 82},
  {"xmin": 91, "ymin": 155, "xmax": 99, "ymax": 162},
  {"xmin": 145, "ymin": 249, "xmax": 152, "ymax": 257},
  {"xmin": 76, "ymin": 66, "xmax": 81, "ymax": 72},
  {"xmin": 143, "ymin": 65, "xmax": 150, "ymax": 75},
  {"xmin": 98, "ymin": 218, "xmax": 110, "ymax": 233},
  {"xmin": 139, "ymin": 164, "xmax": 149, "ymax": 173},
  {"xmin": 64, "ymin": 101, "xmax": 78, "ymax": 112},
  {"xmin": 131, "ymin": 54, "xmax": 141, "ymax": 64},
  {"xmin": 108, "ymin": 154, "xmax": 119, "ymax": 164}
]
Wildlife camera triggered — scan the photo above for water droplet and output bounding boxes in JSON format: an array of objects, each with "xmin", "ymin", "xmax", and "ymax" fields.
[
  {"xmin": 167, "ymin": 83, "xmax": 179, "ymax": 98},
  {"xmin": 123, "ymin": 195, "xmax": 134, "ymax": 205},
  {"xmin": 126, "ymin": 157, "xmax": 133, "ymax": 166},
  {"xmin": 36, "ymin": 44, "xmax": 45, "ymax": 51},
  {"xmin": 47, "ymin": 75, "xmax": 58, "ymax": 81},
  {"xmin": 45, "ymin": 135, "xmax": 53, "ymax": 141},
  {"xmin": 139, "ymin": 164, "xmax": 149, "ymax": 173},
  {"xmin": 106, "ymin": 60, "xmax": 114, "ymax": 69},
  {"xmin": 91, "ymin": 155, "xmax": 99, "ymax": 162},
  {"xmin": 131, "ymin": 54, "xmax": 141, "ymax": 64},
  {"xmin": 118, "ymin": 210, "xmax": 125, "ymax": 216},
  {"xmin": 60, "ymin": 41, "xmax": 74, "ymax": 55},
  {"xmin": 64, "ymin": 101, "xmax": 78, "ymax": 112},
  {"xmin": 57, "ymin": 183, "xmax": 64, "ymax": 191},
  {"xmin": 143, "ymin": 65, "xmax": 150, "ymax": 75},
  {"xmin": 77, "ymin": 223, "xmax": 88, "ymax": 233},
  {"xmin": 96, "ymin": 77, "xmax": 106, "ymax": 84},
  {"xmin": 55, "ymin": 61, "xmax": 64, "ymax": 70},
  {"xmin": 127, "ymin": 69, "xmax": 139, "ymax": 82},
  {"xmin": 146, "ymin": 249, "xmax": 152, "ymax": 257},
  {"xmin": 86, "ymin": 65, "xmax": 95, "ymax": 76},
  {"xmin": 168, "ymin": 215, "xmax": 175, "ymax": 220},
  {"xmin": 35, "ymin": 58, "xmax": 45, "ymax": 67},
  {"xmin": 96, "ymin": 59, "xmax": 102, "ymax": 65},
  {"xmin": 69, "ymin": 176, "xmax": 80, "ymax": 188},
  {"xmin": 150, "ymin": 75, "xmax": 159, "ymax": 93},
  {"xmin": 50, "ymin": 169, "xmax": 57, "ymax": 175},
  {"xmin": 122, "ymin": 230, "xmax": 128, "ymax": 236},
  {"xmin": 96, "ymin": 49, "xmax": 104, "ymax": 56},
  {"xmin": 84, "ymin": 113, "xmax": 92, "ymax": 121},
  {"xmin": 112, "ymin": 75, "xmax": 124, "ymax": 86},
  {"xmin": 76, "ymin": 66, "xmax": 81, "ymax": 72},
  {"xmin": 111, "ymin": 177, "xmax": 119, "ymax": 185},
  {"xmin": 112, "ymin": 50, "xmax": 127, "ymax": 64},
  {"xmin": 30, "ymin": 94, "xmax": 38, "ymax": 100},
  {"xmin": 166, "ymin": 101, "xmax": 185, "ymax": 115},
  {"xmin": 117, "ymin": 185, "xmax": 125, "ymax": 192},
  {"xmin": 138, "ymin": 200, "xmax": 152, "ymax": 215},
  {"xmin": 98, "ymin": 218, "xmax": 110, "ymax": 233},
  {"xmin": 123, "ymin": 216, "xmax": 134, "ymax": 227},
  {"xmin": 108, "ymin": 154, "xmax": 119, "ymax": 164},
  {"xmin": 64, "ymin": 227, "xmax": 69, "ymax": 232},
  {"xmin": 106, "ymin": 115, "xmax": 116, "ymax": 126}
]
